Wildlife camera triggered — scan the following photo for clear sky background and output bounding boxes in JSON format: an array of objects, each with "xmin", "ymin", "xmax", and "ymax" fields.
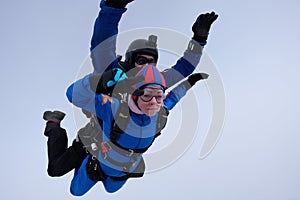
[{"xmin": 1, "ymin": 0, "xmax": 300, "ymax": 199}]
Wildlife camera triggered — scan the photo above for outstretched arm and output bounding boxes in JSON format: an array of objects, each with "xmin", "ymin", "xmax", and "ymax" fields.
[
  {"xmin": 163, "ymin": 73, "xmax": 209, "ymax": 111},
  {"xmin": 162, "ymin": 12, "xmax": 218, "ymax": 88},
  {"xmin": 90, "ymin": 0, "xmax": 134, "ymax": 73}
]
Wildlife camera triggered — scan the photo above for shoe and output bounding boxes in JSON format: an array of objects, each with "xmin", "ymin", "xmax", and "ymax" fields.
[{"xmin": 43, "ymin": 110, "xmax": 66, "ymax": 123}]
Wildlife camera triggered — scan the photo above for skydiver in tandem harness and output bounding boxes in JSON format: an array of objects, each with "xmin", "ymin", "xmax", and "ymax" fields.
[
  {"xmin": 44, "ymin": 68, "xmax": 208, "ymax": 194},
  {"xmin": 42, "ymin": 0, "xmax": 218, "ymax": 194},
  {"xmin": 66, "ymin": 64, "xmax": 209, "ymax": 195}
]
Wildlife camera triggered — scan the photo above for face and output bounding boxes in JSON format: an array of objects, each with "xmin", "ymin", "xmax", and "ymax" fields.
[
  {"xmin": 137, "ymin": 87, "xmax": 165, "ymax": 116},
  {"xmin": 134, "ymin": 54, "xmax": 156, "ymax": 68}
]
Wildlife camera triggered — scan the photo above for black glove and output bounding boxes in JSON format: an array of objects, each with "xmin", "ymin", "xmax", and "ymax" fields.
[
  {"xmin": 89, "ymin": 68, "xmax": 127, "ymax": 95},
  {"xmin": 119, "ymin": 61, "xmax": 136, "ymax": 73},
  {"xmin": 192, "ymin": 12, "xmax": 218, "ymax": 45},
  {"xmin": 105, "ymin": 0, "xmax": 134, "ymax": 8},
  {"xmin": 188, "ymin": 73, "xmax": 209, "ymax": 85},
  {"xmin": 182, "ymin": 73, "xmax": 209, "ymax": 90}
]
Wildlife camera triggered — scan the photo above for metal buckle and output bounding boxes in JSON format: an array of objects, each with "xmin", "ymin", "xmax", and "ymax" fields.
[
  {"xmin": 127, "ymin": 149, "xmax": 134, "ymax": 157},
  {"xmin": 104, "ymin": 142, "xmax": 112, "ymax": 150}
]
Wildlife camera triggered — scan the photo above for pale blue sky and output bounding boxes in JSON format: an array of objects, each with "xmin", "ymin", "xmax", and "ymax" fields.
[{"xmin": 0, "ymin": 0, "xmax": 300, "ymax": 199}]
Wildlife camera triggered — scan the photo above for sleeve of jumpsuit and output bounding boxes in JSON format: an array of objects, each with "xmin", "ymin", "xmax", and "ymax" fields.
[
  {"xmin": 163, "ymin": 81, "xmax": 191, "ymax": 111},
  {"xmin": 162, "ymin": 47, "xmax": 203, "ymax": 89},
  {"xmin": 66, "ymin": 73, "xmax": 116, "ymax": 123},
  {"xmin": 90, "ymin": 0, "xmax": 127, "ymax": 74}
]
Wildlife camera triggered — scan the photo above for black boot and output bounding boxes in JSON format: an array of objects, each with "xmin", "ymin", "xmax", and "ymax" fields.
[
  {"xmin": 43, "ymin": 110, "xmax": 66, "ymax": 123},
  {"xmin": 43, "ymin": 110, "xmax": 66, "ymax": 137}
]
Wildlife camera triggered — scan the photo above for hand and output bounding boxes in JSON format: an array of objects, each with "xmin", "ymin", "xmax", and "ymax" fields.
[
  {"xmin": 89, "ymin": 68, "xmax": 127, "ymax": 94},
  {"xmin": 181, "ymin": 73, "xmax": 209, "ymax": 90},
  {"xmin": 187, "ymin": 73, "xmax": 209, "ymax": 86},
  {"xmin": 192, "ymin": 12, "xmax": 218, "ymax": 45},
  {"xmin": 105, "ymin": 0, "xmax": 134, "ymax": 8}
]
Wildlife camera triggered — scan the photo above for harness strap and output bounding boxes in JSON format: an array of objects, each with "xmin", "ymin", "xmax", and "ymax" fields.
[
  {"xmin": 110, "ymin": 99, "xmax": 130, "ymax": 144},
  {"xmin": 101, "ymin": 153, "xmax": 137, "ymax": 174},
  {"xmin": 154, "ymin": 106, "xmax": 169, "ymax": 137},
  {"xmin": 102, "ymin": 141, "xmax": 141, "ymax": 157},
  {"xmin": 100, "ymin": 141, "xmax": 140, "ymax": 173},
  {"xmin": 109, "ymin": 156, "xmax": 146, "ymax": 181}
]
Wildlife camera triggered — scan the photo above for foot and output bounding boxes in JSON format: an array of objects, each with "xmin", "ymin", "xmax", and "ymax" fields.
[{"xmin": 43, "ymin": 110, "xmax": 66, "ymax": 123}]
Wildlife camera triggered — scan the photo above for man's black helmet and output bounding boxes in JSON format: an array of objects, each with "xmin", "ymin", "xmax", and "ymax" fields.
[{"xmin": 125, "ymin": 35, "xmax": 158, "ymax": 65}]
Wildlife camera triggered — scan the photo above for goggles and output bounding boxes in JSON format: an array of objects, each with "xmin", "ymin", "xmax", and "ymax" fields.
[
  {"xmin": 140, "ymin": 93, "xmax": 165, "ymax": 103},
  {"xmin": 135, "ymin": 55, "xmax": 156, "ymax": 65}
]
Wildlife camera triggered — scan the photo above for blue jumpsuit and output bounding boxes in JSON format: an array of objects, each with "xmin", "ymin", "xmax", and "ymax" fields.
[{"xmin": 66, "ymin": 73, "xmax": 189, "ymax": 195}]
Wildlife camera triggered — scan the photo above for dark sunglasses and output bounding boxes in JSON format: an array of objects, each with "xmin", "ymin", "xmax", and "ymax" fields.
[{"xmin": 135, "ymin": 55, "xmax": 156, "ymax": 65}]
